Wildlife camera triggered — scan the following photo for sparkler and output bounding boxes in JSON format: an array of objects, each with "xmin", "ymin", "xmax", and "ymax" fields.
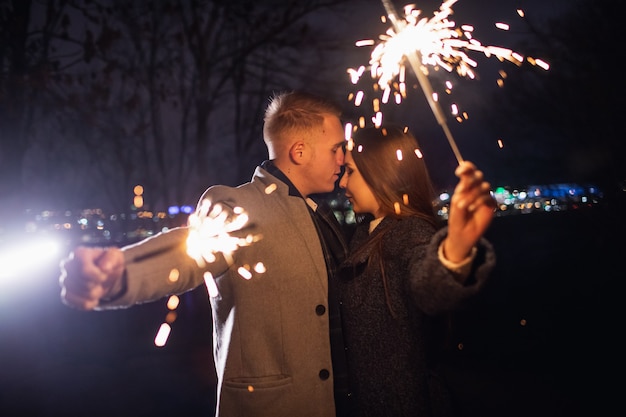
[
  {"xmin": 155, "ymin": 199, "xmax": 261, "ymax": 347},
  {"xmin": 349, "ymin": 0, "xmax": 549, "ymax": 164},
  {"xmin": 186, "ymin": 198, "xmax": 259, "ymax": 267},
  {"xmin": 380, "ymin": 0, "xmax": 464, "ymax": 163}
]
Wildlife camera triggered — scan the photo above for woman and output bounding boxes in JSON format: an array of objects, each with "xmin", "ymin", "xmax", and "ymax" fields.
[{"xmin": 338, "ymin": 125, "xmax": 496, "ymax": 417}]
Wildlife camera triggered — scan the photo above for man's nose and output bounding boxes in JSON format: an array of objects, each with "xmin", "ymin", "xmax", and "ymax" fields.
[{"xmin": 338, "ymin": 174, "xmax": 346, "ymax": 188}]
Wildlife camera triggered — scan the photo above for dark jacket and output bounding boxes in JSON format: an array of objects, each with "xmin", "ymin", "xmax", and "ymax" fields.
[{"xmin": 339, "ymin": 216, "xmax": 496, "ymax": 417}]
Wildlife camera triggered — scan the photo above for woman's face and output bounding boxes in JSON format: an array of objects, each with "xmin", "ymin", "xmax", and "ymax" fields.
[{"xmin": 339, "ymin": 150, "xmax": 383, "ymax": 218}]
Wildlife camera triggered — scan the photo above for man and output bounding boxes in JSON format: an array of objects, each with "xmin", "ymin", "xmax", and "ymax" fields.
[{"xmin": 60, "ymin": 91, "xmax": 353, "ymax": 417}]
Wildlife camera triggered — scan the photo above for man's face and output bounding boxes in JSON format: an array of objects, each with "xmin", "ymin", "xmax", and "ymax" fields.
[{"xmin": 304, "ymin": 115, "xmax": 346, "ymax": 195}]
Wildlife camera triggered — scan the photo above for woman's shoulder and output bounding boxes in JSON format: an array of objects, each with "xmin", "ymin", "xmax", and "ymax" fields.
[
  {"xmin": 383, "ymin": 216, "xmax": 438, "ymax": 242},
  {"xmin": 387, "ymin": 215, "xmax": 438, "ymax": 230}
]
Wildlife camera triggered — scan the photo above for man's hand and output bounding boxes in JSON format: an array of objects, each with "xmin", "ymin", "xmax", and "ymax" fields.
[{"xmin": 59, "ymin": 246, "xmax": 125, "ymax": 310}]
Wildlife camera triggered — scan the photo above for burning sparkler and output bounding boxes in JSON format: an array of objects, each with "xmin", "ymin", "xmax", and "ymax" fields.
[
  {"xmin": 155, "ymin": 199, "xmax": 260, "ymax": 347},
  {"xmin": 348, "ymin": 0, "xmax": 549, "ymax": 163},
  {"xmin": 186, "ymin": 199, "xmax": 259, "ymax": 267}
]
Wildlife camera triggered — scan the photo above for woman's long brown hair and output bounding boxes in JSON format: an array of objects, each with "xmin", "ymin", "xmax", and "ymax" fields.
[{"xmin": 344, "ymin": 125, "xmax": 441, "ymax": 318}]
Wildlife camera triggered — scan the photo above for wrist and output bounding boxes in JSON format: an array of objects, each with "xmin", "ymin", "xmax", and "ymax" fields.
[
  {"xmin": 100, "ymin": 273, "xmax": 127, "ymax": 303},
  {"xmin": 442, "ymin": 238, "xmax": 471, "ymax": 263}
]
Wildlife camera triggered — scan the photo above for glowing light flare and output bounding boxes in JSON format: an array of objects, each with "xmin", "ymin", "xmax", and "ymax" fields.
[
  {"xmin": 347, "ymin": 65, "xmax": 366, "ymax": 84},
  {"xmin": 355, "ymin": 91, "xmax": 364, "ymax": 106},
  {"xmin": 512, "ymin": 52, "xmax": 524, "ymax": 62},
  {"xmin": 345, "ymin": 122, "xmax": 353, "ymax": 140},
  {"xmin": 166, "ymin": 295, "xmax": 180, "ymax": 310},
  {"xmin": 372, "ymin": 112, "xmax": 383, "ymax": 127},
  {"xmin": 348, "ymin": 0, "xmax": 550, "ymax": 164},
  {"xmin": 165, "ymin": 311, "xmax": 177, "ymax": 323},
  {"xmin": 353, "ymin": 0, "xmax": 525, "ymax": 93},
  {"xmin": 154, "ymin": 323, "xmax": 171, "ymax": 347},
  {"xmin": 528, "ymin": 57, "xmax": 550, "ymax": 70},
  {"xmin": 168, "ymin": 268, "xmax": 180, "ymax": 282},
  {"xmin": 238, "ymin": 265, "xmax": 253, "ymax": 280},
  {"xmin": 381, "ymin": 87, "xmax": 391, "ymax": 103},
  {"xmin": 186, "ymin": 199, "xmax": 260, "ymax": 267},
  {"xmin": 204, "ymin": 271, "xmax": 219, "ymax": 297},
  {"xmin": 265, "ymin": 183, "xmax": 277, "ymax": 194},
  {"xmin": 344, "ymin": 138, "xmax": 353, "ymax": 152}
]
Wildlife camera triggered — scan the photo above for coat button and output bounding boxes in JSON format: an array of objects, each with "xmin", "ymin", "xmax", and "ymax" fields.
[
  {"xmin": 315, "ymin": 304, "xmax": 326, "ymax": 315},
  {"xmin": 319, "ymin": 369, "xmax": 330, "ymax": 380}
]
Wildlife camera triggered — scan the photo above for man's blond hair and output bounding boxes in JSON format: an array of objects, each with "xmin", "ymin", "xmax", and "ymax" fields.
[{"xmin": 263, "ymin": 91, "xmax": 342, "ymax": 155}]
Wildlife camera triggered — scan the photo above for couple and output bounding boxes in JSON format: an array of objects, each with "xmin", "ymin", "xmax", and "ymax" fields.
[{"xmin": 59, "ymin": 90, "xmax": 496, "ymax": 417}]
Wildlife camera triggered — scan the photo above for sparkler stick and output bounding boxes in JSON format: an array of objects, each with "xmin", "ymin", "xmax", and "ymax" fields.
[
  {"xmin": 380, "ymin": 0, "xmax": 464, "ymax": 164},
  {"xmin": 352, "ymin": 1, "xmax": 548, "ymax": 163}
]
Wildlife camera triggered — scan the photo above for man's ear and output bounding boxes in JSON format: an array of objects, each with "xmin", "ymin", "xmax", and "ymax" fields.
[{"xmin": 289, "ymin": 142, "xmax": 305, "ymax": 164}]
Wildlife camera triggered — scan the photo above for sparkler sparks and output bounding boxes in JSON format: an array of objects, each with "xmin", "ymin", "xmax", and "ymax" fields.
[
  {"xmin": 153, "ymin": 200, "xmax": 261, "ymax": 347},
  {"xmin": 348, "ymin": 0, "xmax": 550, "ymax": 163},
  {"xmin": 186, "ymin": 199, "xmax": 259, "ymax": 267}
]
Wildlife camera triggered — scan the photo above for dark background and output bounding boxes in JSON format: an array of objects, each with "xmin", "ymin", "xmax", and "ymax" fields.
[
  {"xmin": 2, "ymin": 0, "xmax": 623, "ymax": 215},
  {"xmin": 1, "ymin": 204, "xmax": 622, "ymax": 417},
  {"xmin": 1, "ymin": 0, "xmax": 624, "ymax": 416}
]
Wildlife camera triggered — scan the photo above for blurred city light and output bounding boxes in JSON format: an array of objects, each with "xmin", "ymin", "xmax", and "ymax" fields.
[{"xmin": 0, "ymin": 181, "xmax": 604, "ymax": 288}]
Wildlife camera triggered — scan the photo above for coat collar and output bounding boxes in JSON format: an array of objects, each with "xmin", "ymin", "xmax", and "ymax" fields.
[{"xmin": 259, "ymin": 160, "xmax": 303, "ymax": 198}]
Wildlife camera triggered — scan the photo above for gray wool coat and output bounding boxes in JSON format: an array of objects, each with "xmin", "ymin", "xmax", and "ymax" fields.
[{"xmin": 99, "ymin": 165, "xmax": 345, "ymax": 417}]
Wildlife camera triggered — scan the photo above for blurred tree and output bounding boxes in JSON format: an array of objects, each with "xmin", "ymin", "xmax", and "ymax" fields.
[
  {"xmin": 1, "ymin": 0, "xmax": 357, "ymax": 214},
  {"xmin": 0, "ymin": 0, "xmax": 77, "ymax": 219}
]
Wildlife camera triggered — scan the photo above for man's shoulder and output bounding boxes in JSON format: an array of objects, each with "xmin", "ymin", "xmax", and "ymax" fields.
[
  {"xmin": 200, "ymin": 182, "xmax": 257, "ymax": 203},
  {"xmin": 198, "ymin": 169, "xmax": 288, "ymax": 205}
]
